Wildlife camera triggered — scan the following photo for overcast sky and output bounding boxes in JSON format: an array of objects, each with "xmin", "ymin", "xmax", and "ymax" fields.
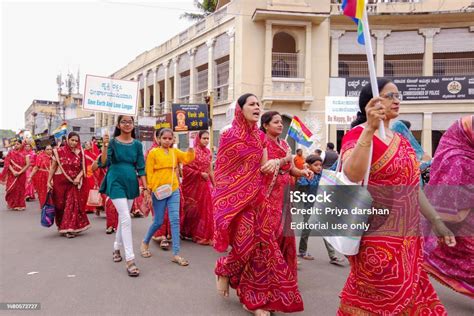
[{"xmin": 1, "ymin": 0, "xmax": 198, "ymax": 131}]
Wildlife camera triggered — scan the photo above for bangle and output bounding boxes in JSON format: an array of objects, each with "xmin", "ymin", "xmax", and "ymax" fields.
[{"xmin": 357, "ymin": 139, "xmax": 371, "ymax": 147}]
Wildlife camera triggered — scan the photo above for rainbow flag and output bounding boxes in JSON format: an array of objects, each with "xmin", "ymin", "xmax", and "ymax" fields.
[
  {"xmin": 53, "ymin": 122, "xmax": 68, "ymax": 138},
  {"xmin": 342, "ymin": 0, "xmax": 365, "ymax": 45},
  {"xmin": 287, "ymin": 116, "xmax": 313, "ymax": 147}
]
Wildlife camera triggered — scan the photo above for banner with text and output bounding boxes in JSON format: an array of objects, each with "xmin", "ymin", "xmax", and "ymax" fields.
[
  {"xmin": 171, "ymin": 103, "xmax": 209, "ymax": 132},
  {"xmin": 325, "ymin": 96, "xmax": 359, "ymax": 125},
  {"xmin": 343, "ymin": 76, "xmax": 474, "ymax": 101},
  {"xmin": 155, "ymin": 113, "xmax": 173, "ymax": 130},
  {"xmin": 83, "ymin": 75, "xmax": 139, "ymax": 116}
]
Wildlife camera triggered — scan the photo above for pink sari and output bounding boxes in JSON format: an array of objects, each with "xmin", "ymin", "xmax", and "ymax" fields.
[
  {"xmin": 181, "ymin": 133, "xmax": 214, "ymax": 245},
  {"xmin": 264, "ymin": 136, "xmax": 297, "ymax": 279},
  {"xmin": 213, "ymin": 105, "xmax": 303, "ymax": 313},
  {"xmin": 423, "ymin": 115, "xmax": 474, "ymax": 298},
  {"xmin": 2, "ymin": 147, "xmax": 27, "ymax": 210}
]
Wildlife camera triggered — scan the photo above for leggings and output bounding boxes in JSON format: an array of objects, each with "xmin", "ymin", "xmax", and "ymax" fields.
[{"xmin": 111, "ymin": 198, "xmax": 135, "ymax": 261}]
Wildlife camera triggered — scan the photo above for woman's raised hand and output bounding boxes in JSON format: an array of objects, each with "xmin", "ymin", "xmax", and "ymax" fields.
[{"xmin": 365, "ymin": 97, "xmax": 386, "ymax": 132}]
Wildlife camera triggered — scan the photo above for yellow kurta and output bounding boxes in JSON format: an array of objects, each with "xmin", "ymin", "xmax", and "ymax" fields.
[{"xmin": 146, "ymin": 147, "xmax": 195, "ymax": 192}]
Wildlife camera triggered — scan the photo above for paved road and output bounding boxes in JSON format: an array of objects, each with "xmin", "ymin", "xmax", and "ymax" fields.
[{"xmin": 0, "ymin": 186, "xmax": 472, "ymax": 315}]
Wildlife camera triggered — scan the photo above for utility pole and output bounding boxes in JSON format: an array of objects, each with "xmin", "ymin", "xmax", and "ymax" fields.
[{"xmin": 205, "ymin": 92, "xmax": 214, "ymax": 169}]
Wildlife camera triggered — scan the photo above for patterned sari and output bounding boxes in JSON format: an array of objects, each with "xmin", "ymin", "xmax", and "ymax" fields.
[
  {"xmin": 2, "ymin": 147, "xmax": 27, "ymax": 210},
  {"xmin": 32, "ymin": 151, "xmax": 52, "ymax": 206},
  {"xmin": 181, "ymin": 132, "xmax": 214, "ymax": 245},
  {"xmin": 213, "ymin": 105, "xmax": 303, "ymax": 313},
  {"xmin": 24, "ymin": 148, "xmax": 36, "ymax": 200},
  {"xmin": 84, "ymin": 148, "xmax": 101, "ymax": 212},
  {"xmin": 264, "ymin": 136, "xmax": 297, "ymax": 279},
  {"xmin": 338, "ymin": 126, "xmax": 447, "ymax": 315},
  {"xmin": 423, "ymin": 115, "xmax": 474, "ymax": 298},
  {"xmin": 52, "ymin": 145, "xmax": 90, "ymax": 234}
]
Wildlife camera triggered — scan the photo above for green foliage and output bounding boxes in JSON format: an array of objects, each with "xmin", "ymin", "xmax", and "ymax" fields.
[
  {"xmin": 0, "ymin": 129, "xmax": 16, "ymax": 140},
  {"xmin": 181, "ymin": 0, "xmax": 218, "ymax": 21}
]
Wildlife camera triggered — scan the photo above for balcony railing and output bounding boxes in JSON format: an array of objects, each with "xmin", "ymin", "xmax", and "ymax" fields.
[
  {"xmin": 272, "ymin": 53, "xmax": 304, "ymax": 79},
  {"xmin": 384, "ymin": 59, "xmax": 423, "ymax": 77},
  {"xmin": 195, "ymin": 91, "xmax": 208, "ymax": 103},
  {"xmin": 215, "ymin": 85, "xmax": 229, "ymax": 103},
  {"xmin": 338, "ymin": 61, "xmax": 370, "ymax": 77},
  {"xmin": 434, "ymin": 58, "xmax": 474, "ymax": 76}
]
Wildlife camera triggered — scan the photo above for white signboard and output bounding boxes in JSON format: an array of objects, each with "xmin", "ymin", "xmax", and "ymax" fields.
[
  {"xmin": 325, "ymin": 96, "xmax": 359, "ymax": 125},
  {"xmin": 83, "ymin": 75, "xmax": 138, "ymax": 116}
]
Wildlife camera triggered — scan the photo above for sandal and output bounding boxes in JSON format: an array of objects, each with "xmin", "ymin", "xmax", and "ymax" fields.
[
  {"xmin": 65, "ymin": 233, "xmax": 76, "ymax": 238},
  {"xmin": 106, "ymin": 227, "xmax": 114, "ymax": 234},
  {"xmin": 113, "ymin": 250, "xmax": 122, "ymax": 262},
  {"xmin": 216, "ymin": 275, "xmax": 229, "ymax": 297},
  {"xmin": 140, "ymin": 242, "xmax": 152, "ymax": 258},
  {"xmin": 126, "ymin": 262, "xmax": 140, "ymax": 277},
  {"xmin": 160, "ymin": 240, "xmax": 170, "ymax": 251},
  {"xmin": 298, "ymin": 252, "xmax": 314, "ymax": 260},
  {"xmin": 172, "ymin": 255, "xmax": 189, "ymax": 266},
  {"xmin": 243, "ymin": 305, "xmax": 271, "ymax": 316}
]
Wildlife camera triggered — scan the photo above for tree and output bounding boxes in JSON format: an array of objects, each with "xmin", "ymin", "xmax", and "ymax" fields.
[{"xmin": 181, "ymin": 0, "xmax": 218, "ymax": 21}]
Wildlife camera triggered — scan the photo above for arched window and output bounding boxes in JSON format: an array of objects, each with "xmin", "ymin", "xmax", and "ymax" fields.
[{"xmin": 272, "ymin": 32, "xmax": 299, "ymax": 78}]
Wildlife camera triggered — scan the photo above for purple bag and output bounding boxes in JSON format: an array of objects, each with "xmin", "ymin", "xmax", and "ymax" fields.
[{"xmin": 41, "ymin": 192, "xmax": 55, "ymax": 227}]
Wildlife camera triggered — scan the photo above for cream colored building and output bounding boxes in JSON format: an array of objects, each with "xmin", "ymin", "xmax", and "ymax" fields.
[
  {"xmin": 24, "ymin": 100, "xmax": 60, "ymax": 134},
  {"xmin": 101, "ymin": 0, "xmax": 474, "ymax": 154}
]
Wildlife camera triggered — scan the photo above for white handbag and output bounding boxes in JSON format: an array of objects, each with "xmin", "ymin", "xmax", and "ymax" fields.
[
  {"xmin": 321, "ymin": 131, "xmax": 373, "ymax": 256},
  {"xmin": 153, "ymin": 150, "xmax": 175, "ymax": 200}
]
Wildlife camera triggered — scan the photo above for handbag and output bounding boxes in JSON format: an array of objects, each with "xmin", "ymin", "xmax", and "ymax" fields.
[
  {"xmin": 154, "ymin": 150, "xmax": 175, "ymax": 200},
  {"xmin": 41, "ymin": 192, "xmax": 55, "ymax": 227},
  {"xmin": 319, "ymin": 133, "xmax": 373, "ymax": 256},
  {"xmin": 86, "ymin": 188, "xmax": 103, "ymax": 207}
]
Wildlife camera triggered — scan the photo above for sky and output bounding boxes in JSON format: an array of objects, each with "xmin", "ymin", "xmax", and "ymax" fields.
[{"xmin": 0, "ymin": 0, "xmax": 199, "ymax": 131}]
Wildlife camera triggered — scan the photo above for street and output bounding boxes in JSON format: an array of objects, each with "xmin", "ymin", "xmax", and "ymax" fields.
[{"xmin": 0, "ymin": 186, "xmax": 472, "ymax": 316}]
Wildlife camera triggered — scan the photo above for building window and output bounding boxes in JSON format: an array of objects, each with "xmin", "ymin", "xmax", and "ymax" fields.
[
  {"xmin": 179, "ymin": 71, "xmax": 190, "ymax": 103},
  {"xmin": 384, "ymin": 54, "xmax": 423, "ymax": 77},
  {"xmin": 72, "ymin": 126, "xmax": 81, "ymax": 132},
  {"xmin": 90, "ymin": 127, "xmax": 95, "ymax": 133},
  {"xmin": 433, "ymin": 52, "xmax": 474, "ymax": 76},
  {"xmin": 195, "ymin": 65, "xmax": 208, "ymax": 102},
  {"xmin": 272, "ymin": 32, "xmax": 302, "ymax": 78},
  {"xmin": 215, "ymin": 57, "xmax": 229, "ymax": 103}
]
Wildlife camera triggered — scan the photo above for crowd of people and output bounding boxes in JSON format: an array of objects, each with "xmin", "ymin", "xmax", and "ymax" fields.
[{"xmin": 0, "ymin": 83, "xmax": 472, "ymax": 314}]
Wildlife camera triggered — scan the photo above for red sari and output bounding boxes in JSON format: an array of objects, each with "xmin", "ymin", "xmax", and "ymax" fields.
[
  {"xmin": 213, "ymin": 105, "xmax": 303, "ymax": 313},
  {"xmin": 52, "ymin": 145, "xmax": 90, "ymax": 234},
  {"xmin": 264, "ymin": 137, "xmax": 298, "ymax": 278},
  {"xmin": 338, "ymin": 126, "xmax": 446, "ymax": 315},
  {"xmin": 32, "ymin": 152, "xmax": 52, "ymax": 206},
  {"xmin": 84, "ymin": 148, "xmax": 101, "ymax": 213},
  {"xmin": 181, "ymin": 133, "xmax": 214, "ymax": 245},
  {"xmin": 24, "ymin": 149, "xmax": 36, "ymax": 200},
  {"xmin": 2, "ymin": 148, "xmax": 27, "ymax": 210}
]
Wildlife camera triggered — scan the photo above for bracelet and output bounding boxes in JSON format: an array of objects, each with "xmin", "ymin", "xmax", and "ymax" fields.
[{"xmin": 357, "ymin": 139, "xmax": 372, "ymax": 147}]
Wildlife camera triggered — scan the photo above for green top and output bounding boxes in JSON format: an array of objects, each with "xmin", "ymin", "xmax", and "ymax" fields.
[{"xmin": 99, "ymin": 138, "xmax": 146, "ymax": 199}]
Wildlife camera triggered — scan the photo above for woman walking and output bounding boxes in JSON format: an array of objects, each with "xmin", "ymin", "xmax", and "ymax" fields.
[
  {"xmin": 24, "ymin": 142, "xmax": 36, "ymax": 201},
  {"xmin": 423, "ymin": 115, "xmax": 474, "ymax": 298},
  {"xmin": 141, "ymin": 128, "xmax": 194, "ymax": 266},
  {"xmin": 99, "ymin": 117, "xmax": 150, "ymax": 277},
  {"xmin": 47, "ymin": 132, "xmax": 90, "ymax": 238},
  {"xmin": 259, "ymin": 111, "xmax": 313, "ymax": 277},
  {"xmin": 337, "ymin": 79, "xmax": 456, "ymax": 315},
  {"xmin": 214, "ymin": 94, "xmax": 303, "ymax": 315},
  {"xmin": 84, "ymin": 140, "xmax": 102, "ymax": 214},
  {"xmin": 181, "ymin": 130, "xmax": 215, "ymax": 245},
  {"xmin": 29, "ymin": 145, "xmax": 53, "ymax": 207},
  {"xmin": 1, "ymin": 139, "xmax": 30, "ymax": 210}
]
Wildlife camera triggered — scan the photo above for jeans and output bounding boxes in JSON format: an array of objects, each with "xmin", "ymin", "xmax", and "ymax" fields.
[
  {"xmin": 111, "ymin": 198, "xmax": 135, "ymax": 261},
  {"xmin": 143, "ymin": 189, "xmax": 181, "ymax": 255}
]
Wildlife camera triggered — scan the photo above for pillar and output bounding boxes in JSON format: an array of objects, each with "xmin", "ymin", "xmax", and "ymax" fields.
[
  {"xmin": 153, "ymin": 67, "xmax": 159, "ymax": 115},
  {"xmin": 329, "ymin": 30, "xmax": 345, "ymax": 145},
  {"xmin": 422, "ymin": 112, "xmax": 433, "ymax": 156},
  {"xmin": 206, "ymin": 38, "xmax": 216, "ymax": 95},
  {"xmin": 189, "ymin": 48, "xmax": 197, "ymax": 102},
  {"xmin": 263, "ymin": 21, "xmax": 273, "ymax": 99},
  {"xmin": 227, "ymin": 27, "xmax": 235, "ymax": 101},
  {"xmin": 372, "ymin": 30, "xmax": 391, "ymax": 77},
  {"xmin": 144, "ymin": 71, "xmax": 150, "ymax": 116},
  {"xmin": 164, "ymin": 60, "xmax": 170, "ymax": 113},
  {"xmin": 173, "ymin": 56, "xmax": 180, "ymax": 103},
  {"xmin": 419, "ymin": 28, "xmax": 440, "ymax": 76},
  {"xmin": 304, "ymin": 23, "xmax": 313, "ymax": 97}
]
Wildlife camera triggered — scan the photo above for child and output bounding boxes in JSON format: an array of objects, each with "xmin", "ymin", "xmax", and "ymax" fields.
[{"xmin": 297, "ymin": 154, "xmax": 346, "ymax": 266}]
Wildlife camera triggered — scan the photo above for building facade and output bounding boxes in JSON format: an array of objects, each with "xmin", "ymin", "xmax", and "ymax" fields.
[
  {"xmin": 24, "ymin": 100, "xmax": 60, "ymax": 135},
  {"xmin": 99, "ymin": 0, "xmax": 474, "ymax": 154}
]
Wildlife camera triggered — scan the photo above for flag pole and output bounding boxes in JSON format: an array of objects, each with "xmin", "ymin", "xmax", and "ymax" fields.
[{"xmin": 361, "ymin": 2, "xmax": 386, "ymax": 139}]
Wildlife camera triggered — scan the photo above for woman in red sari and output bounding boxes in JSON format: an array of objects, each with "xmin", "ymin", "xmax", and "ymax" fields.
[
  {"xmin": 338, "ymin": 79, "xmax": 456, "ymax": 315},
  {"xmin": 423, "ymin": 115, "xmax": 474, "ymax": 298},
  {"xmin": 214, "ymin": 94, "xmax": 303, "ymax": 315},
  {"xmin": 24, "ymin": 142, "xmax": 36, "ymax": 201},
  {"xmin": 1, "ymin": 139, "xmax": 30, "ymax": 210},
  {"xmin": 28, "ymin": 145, "xmax": 53, "ymax": 207},
  {"xmin": 47, "ymin": 132, "xmax": 90, "ymax": 238},
  {"xmin": 181, "ymin": 130, "xmax": 215, "ymax": 245},
  {"xmin": 259, "ymin": 111, "xmax": 313, "ymax": 278},
  {"xmin": 84, "ymin": 140, "xmax": 102, "ymax": 214}
]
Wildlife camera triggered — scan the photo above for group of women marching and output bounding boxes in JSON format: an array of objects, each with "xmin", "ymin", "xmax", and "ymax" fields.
[{"xmin": 1, "ymin": 87, "xmax": 472, "ymax": 314}]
